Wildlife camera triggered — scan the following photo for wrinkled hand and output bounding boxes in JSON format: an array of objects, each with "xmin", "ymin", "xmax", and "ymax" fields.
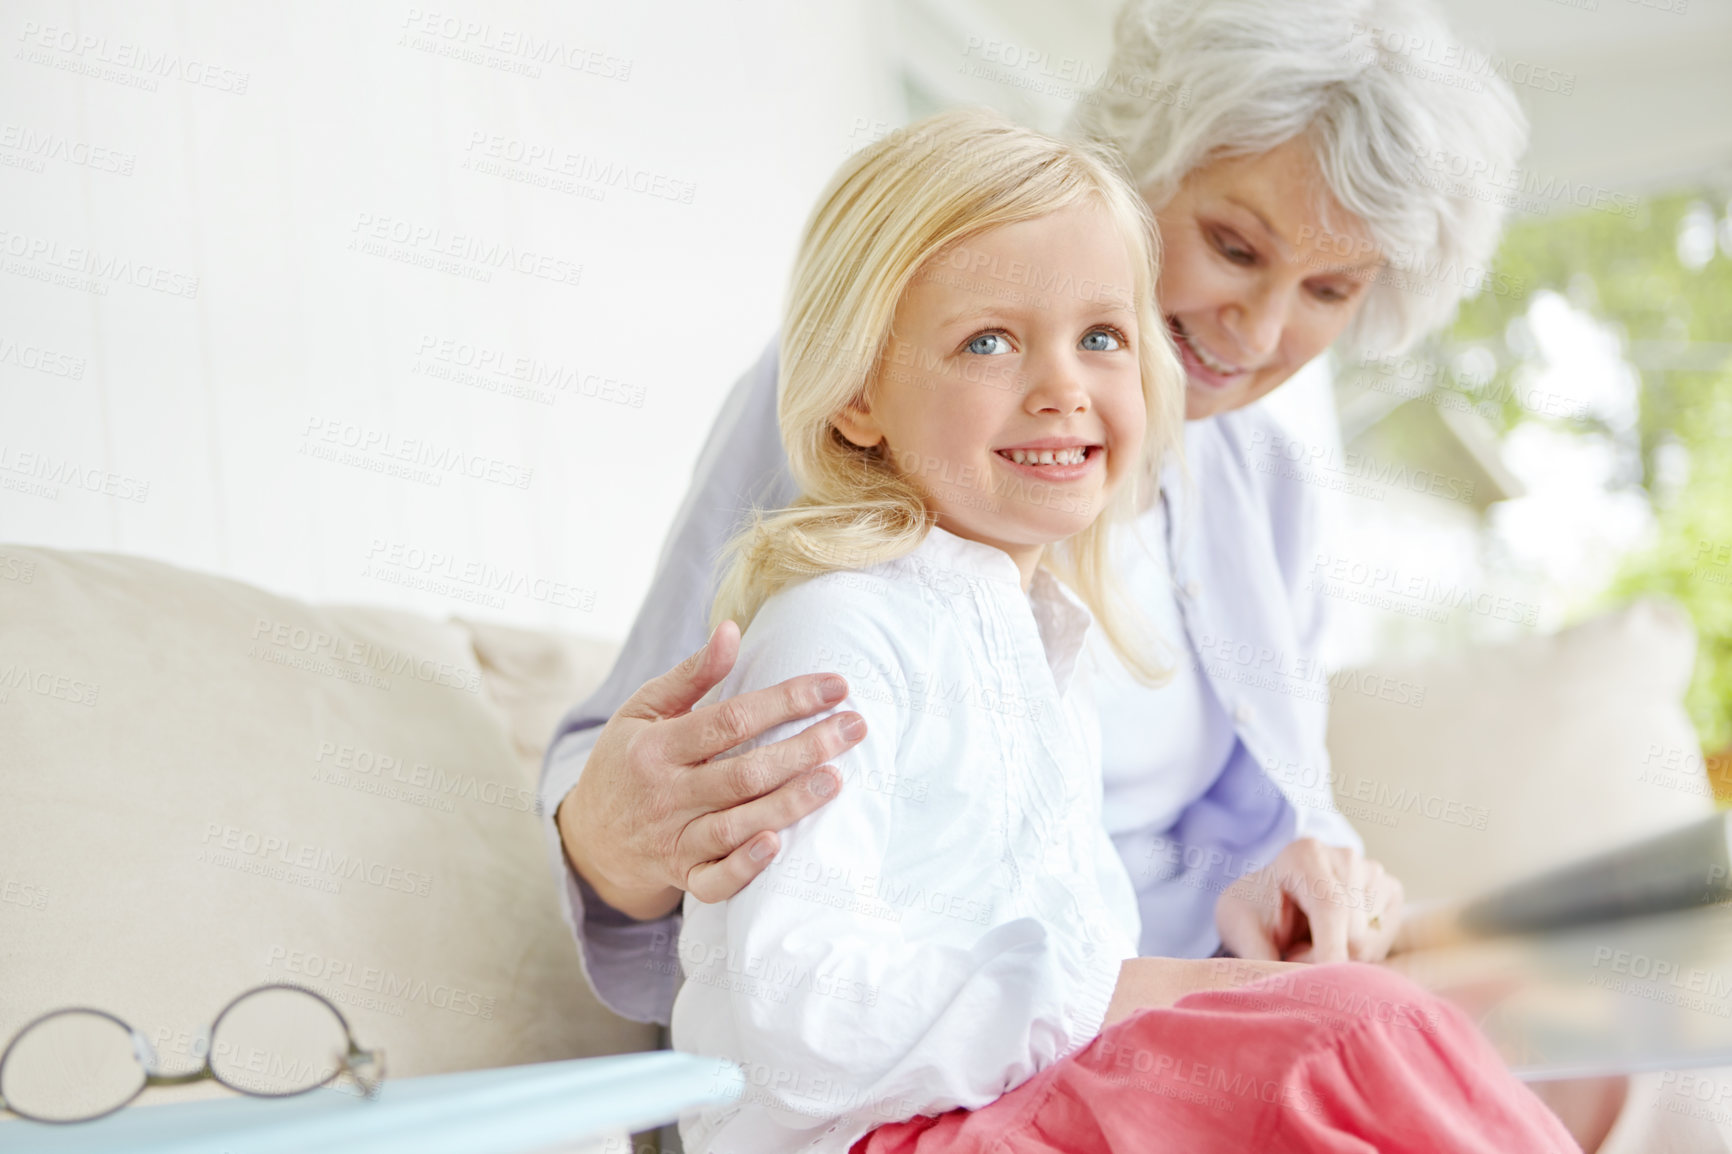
[
  {"xmin": 554, "ymin": 620, "xmax": 866, "ymax": 919},
  {"xmin": 1215, "ymin": 838, "xmax": 1403, "ymax": 964}
]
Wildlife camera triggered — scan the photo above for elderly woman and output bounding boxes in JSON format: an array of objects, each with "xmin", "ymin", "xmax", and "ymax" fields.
[{"xmin": 540, "ymin": 0, "xmax": 1585, "ymax": 1146}]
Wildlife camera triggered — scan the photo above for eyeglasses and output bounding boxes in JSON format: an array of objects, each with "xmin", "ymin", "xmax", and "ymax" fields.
[{"xmin": 0, "ymin": 983, "xmax": 384, "ymax": 1124}]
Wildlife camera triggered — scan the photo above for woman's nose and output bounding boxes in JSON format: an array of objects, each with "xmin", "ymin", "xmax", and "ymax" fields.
[{"xmin": 1224, "ymin": 287, "xmax": 1286, "ymax": 363}]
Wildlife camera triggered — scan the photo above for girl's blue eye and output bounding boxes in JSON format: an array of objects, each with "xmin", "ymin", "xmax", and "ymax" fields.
[
  {"xmin": 966, "ymin": 333, "xmax": 1012, "ymax": 356},
  {"xmin": 1081, "ymin": 329, "xmax": 1122, "ymax": 352}
]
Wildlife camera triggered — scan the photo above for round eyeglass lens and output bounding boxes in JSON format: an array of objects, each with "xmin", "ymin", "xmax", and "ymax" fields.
[
  {"xmin": 0, "ymin": 1010, "xmax": 148, "ymax": 1123},
  {"xmin": 208, "ymin": 987, "xmax": 349, "ymax": 1097}
]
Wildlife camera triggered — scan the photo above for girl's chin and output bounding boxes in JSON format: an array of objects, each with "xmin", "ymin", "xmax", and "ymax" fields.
[{"xmin": 965, "ymin": 501, "xmax": 1105, "ymax": 543}]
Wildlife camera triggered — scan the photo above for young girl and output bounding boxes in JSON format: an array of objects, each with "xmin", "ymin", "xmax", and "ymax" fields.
[{"xmin": 670, "ymin": 108, "xmax": 1575, "ymax": 1154}]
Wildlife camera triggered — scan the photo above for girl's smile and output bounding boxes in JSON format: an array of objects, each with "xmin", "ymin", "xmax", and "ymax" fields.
[
  {"xmin": 829, "ymin": 201, "xmax": 1150, "ymax": 589},
  {"xmin": 992, "ymin": 438, "xmax": 1103, "ymax": 482}
]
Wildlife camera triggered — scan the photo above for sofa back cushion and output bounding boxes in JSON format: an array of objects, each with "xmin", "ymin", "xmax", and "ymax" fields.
[
  {"xmin": 1326, "ymin": 598, "xmax": 1715, "ymax": 903},
  {"xmin": 0, "ymin": 546, "xmax": 653, "ymax": 1110}
]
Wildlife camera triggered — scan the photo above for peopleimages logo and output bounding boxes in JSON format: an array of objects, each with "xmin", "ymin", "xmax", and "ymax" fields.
[
  {"xmin": 1259, "ymin": 759, "xmax": 1490, "ymax": 831},
  {"xmin": 197, "ymin": 823, "xmax": 433, "ymax": 898},
  {"xmin": 658, "ymin": 933, "xmax": 881, "ymax": 1008},
  {"xmin": 0, "ymin": 124, "xmax": 136, "ymax": 175},
  {"xmin": 398, "ymin": 8, "xmax": 632, "ymax": 81},
  {"xmin": 462, "ymin": 132, "xmax": 695, "ymax": 204},
  {"xmin": 1588, "ymin": 945, "xmax": 1732, "ymax": 1016},
  {"xmin": 313, "ymin": 739, "xmax": 538, "ymax": 816},
  {"xmin": 1343, "ymin": 24, "xmax": 1577, "ymax": 95},
  {"xmin": 0, "ymin": 334, "xmax": 86, "ymax": 379},
  {"xmin": 362, "ymin": 539, "xmax": 594, "ymax": 612},
  {"xmin": 771, "ymin": 853, "xmax": 997, "ymax": 927},
  {"xmin": 249, "ymin": 616, "xmax": 484, "ymax": 695},
  {"xmin": 0, "ymin": 445, "xmax": 150, "ymax": 503},
  {"xmin": 0, "ymin": 663, "xmax": 100, "ymax": 707},
  {"xmin": 264, "ymin": 946, "xmax": 496, "ymax": 1019},
  {"xmin": 0, "ymin": 227, "xmax": 199, "ymax": 298},
  {"xmin": 1408, "ymin": 150, "xmax": 1640, "ymax": 220},
  {"xmin": 1307, "ymin": 552, "xmax": 1539, "ymax": 627},
  {"xmin": 1247, "ymin": 428, "xmax": 1477, "ymax": 505},
  {"xmin": 300, "ymin": 417, "xmax": 535, "ymax": 491},
  {"xmin": 14, "ymin": 20, "xmax": 251, "ymax": 94},
  {"xmin": 347, "ymin": 212, "xmax": 583, "ymax": 288},
  {"xmin": 412, "ymin": 335, "xmax": 645, "ymax": 408}
]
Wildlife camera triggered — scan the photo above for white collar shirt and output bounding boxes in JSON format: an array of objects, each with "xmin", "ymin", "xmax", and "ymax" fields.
[{"xmin": 672, "ymin": 525, "xmax": 1141, "ymax": 1154}]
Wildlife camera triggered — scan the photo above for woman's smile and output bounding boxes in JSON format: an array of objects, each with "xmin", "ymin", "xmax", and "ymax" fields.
[
  {"xmin": 1151, "ymin": 138, "xmax": 1384, "ymax": 418},
  {"xmin": 1167, "ymin": 316, "xmax": 1251, "ymax": 390}
]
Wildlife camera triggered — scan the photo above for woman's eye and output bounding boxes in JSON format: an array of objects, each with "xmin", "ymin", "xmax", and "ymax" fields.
[
  {"xmin": 1211, "ymin": 229, "xmax": 1255, "ymax": 265},
  {"xmin": 966, "ymin": 332, "xmax": 1013, "ymax": 355},
  {"xmin": 1080, "ymin": 329, "xmax": 1123, "ymax": 352},
  {"xmin": 1310, "ymin": 281, "xmax": 1354, "ymax": 304}
]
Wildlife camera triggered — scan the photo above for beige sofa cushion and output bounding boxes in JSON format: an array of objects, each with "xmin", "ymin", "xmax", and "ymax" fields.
[
  {"xmin": 462, "ymin": 595, "xmax": 1714, "ymax": 913},
  {"xmin": 460, "ymin": 617, "xmax": 622, "ymax": 783},
  {"xmin": 0, "ymin": 546, "xmax": 654, "ymax": 1110},
  {"xmin": 1326, "ymin": 598, "xmax": 1714, "ymax": 904}
]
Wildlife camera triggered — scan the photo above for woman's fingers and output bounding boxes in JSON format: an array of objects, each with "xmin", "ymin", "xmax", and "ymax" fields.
[
  {"xmin": 1216, "ymin": 841, "xmax": 1410, "ymax": 966},
  {"xmin": 1288, "ymin": 879, "xmax": 1353, "ymax": 964},
  {"xmin": 663, "ymin": 706, "xmax": 864, "ymax": 904},
  {"xmin": 1343, "ymin": 858, "xmax": 1384, "ymax": 959},
  {"xmin": 685, "ymin": 830, "xmax": 783, "ymax": 905},
  {"xmin": 622, "ymin": 619, "xmax": 743, "ymax": 724},
  {"xmin": 658, "ymin": 671, "xmax": 853, "ymax": 771},
  {"xmin": 1286, "ymin": 842, "xmax": 1364, "ymax": 963},
  {"xmin": 1215, "ymin": 889, "xmax": 1283, "ymax": 961},
  {"xmin": 677, "ymin": 766, "xmax": 843, "ymax": 885},
  {"xmin": 570, "ymin": 622, "xmax": 862, "ymax": 908},
  {"xmin": 684, "ymin": 707, "xmax": 863, "ymax": 810},
  {"xmin": 1359, "ymin": 869, "xmax": 1405, "ymax": 961}
]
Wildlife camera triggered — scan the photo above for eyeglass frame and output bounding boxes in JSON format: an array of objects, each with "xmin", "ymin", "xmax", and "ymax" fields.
[{"xmin": 0, "ymin": 982, "xmax": 385, "ymax": 1125}]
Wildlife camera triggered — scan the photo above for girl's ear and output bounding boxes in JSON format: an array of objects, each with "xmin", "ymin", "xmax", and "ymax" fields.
[{"xmin": 831, "ymin": 399, "xmax": 883, "ymax": 450}]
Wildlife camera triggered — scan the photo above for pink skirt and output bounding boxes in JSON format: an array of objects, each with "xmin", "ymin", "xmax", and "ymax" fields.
[{"xmin": 851, "ymin": 962, "xmax": 1574, "ymax": 1154}]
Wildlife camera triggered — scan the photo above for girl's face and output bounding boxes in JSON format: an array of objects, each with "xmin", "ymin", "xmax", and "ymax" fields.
[
  {"xmin": 832, "ymin": 202, "xmax": 1147, "ymax": 589},
  {"xmin": 1153, "ymin": 137, "xmax": 1383, "ymax": 420}
]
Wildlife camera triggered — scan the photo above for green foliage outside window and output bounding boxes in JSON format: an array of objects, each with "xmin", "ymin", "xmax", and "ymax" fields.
[{"xmin": 1427, "ymin": 193, "xmax": 1732, "ymax": 753}]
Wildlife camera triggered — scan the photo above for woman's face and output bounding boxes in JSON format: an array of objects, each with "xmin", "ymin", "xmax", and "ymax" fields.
[{"xmin": 1152, "ymin": 136, "xmax": 1383, "ymax": 420}]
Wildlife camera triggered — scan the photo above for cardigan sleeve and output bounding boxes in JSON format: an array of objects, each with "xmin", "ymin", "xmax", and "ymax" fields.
[{"xmin": 536, "ymin": 335, "xmax": 797, "ymax": 1025}]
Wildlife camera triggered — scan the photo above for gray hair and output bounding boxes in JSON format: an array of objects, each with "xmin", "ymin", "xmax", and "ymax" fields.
[{"xmin": 1073, "ymin": 0, "xmax": 1530, "ymax": 355}]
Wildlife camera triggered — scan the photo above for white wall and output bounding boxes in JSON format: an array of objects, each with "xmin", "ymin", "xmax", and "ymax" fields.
[
  {"xmin": 10, "ymin": 0, "xmax": 1721, "ymax": 653},
  {"xmin": 1, "ymin": 1, "xmax": 902, "ymax": 641}
]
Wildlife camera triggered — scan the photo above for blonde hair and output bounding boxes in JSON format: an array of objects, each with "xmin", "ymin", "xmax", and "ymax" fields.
[{"xmin": 710, "ymin": 107, "xmax": 1185, "ymax": 685}]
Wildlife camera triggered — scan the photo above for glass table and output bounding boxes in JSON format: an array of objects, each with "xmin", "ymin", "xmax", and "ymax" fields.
[{"xmin": 0, "ymin": 1050, "xmax": 742, "ymax": 1154}]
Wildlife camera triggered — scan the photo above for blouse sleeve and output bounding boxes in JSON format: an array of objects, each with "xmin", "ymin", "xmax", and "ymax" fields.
[{"xmin": 672, "ymin": 581, "xmax": 1122, "ymax": 1142}]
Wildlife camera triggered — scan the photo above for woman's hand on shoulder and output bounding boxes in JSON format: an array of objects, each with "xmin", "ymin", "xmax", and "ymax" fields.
[
  {"xmin": 1213, "ymin": 838, "xmax": 1404, "ymax": 964},
  {"xmin": 554, "ymin": 619, "xmax": 867, "ymax": 919}
]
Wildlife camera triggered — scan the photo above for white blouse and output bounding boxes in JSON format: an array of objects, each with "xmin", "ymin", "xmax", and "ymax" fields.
[
  {"xmin": 671, "ymin": 525, "xmax": 1141, "ymax": 1154},
  {"xmin": 1092, "ymin": 496, "xmax": 1238, "ymax": 839}
]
